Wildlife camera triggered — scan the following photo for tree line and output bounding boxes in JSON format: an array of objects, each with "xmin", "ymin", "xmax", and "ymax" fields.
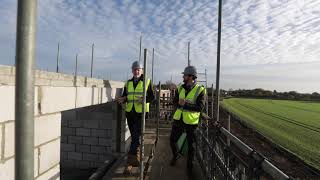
[
  {"xmin": 226, "ymin": 88, "xmax": 320, "ymax": 101},
  {"xmin": 156, "ymin": 81, "xmax": 320, "ymax": 101}
]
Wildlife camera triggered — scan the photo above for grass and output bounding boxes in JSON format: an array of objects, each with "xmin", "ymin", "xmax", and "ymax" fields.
[{"xmin": 221, "ymin": 98, "xmax": 320, "ymax": 171}]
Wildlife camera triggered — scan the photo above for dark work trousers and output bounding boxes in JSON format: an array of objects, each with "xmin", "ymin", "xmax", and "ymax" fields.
[
  {"xmin": 126, "ymin": 110, "xmax": 142, "ymax": 155},
  {"xmin": 170, "ymin": 120, "xmax": 198, "ymax": 167}
]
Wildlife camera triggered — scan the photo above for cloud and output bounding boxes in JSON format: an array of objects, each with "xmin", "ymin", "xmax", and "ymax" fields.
[{"xmin": 0, "ymin": 0, "xmax": 319, "ymax": 92}]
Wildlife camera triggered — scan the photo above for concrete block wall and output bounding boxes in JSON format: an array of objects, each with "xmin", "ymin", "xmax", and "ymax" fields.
[
  {"xmin": 0, "ymin": 112, "xmax": 61, "ymax": 180},
  {"xmin": 0, "ymin": 65, "xmax": 125, "ymax": 180},
  {"xmin": 0, "ymin": 65, "xmax": 126, "ymax": 88},
  {"xmin": 61, "ymin": 103, "xmax": 119, "ymax": 169}
]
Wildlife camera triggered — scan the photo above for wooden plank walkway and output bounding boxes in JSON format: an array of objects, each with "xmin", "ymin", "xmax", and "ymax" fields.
[
  {"xmin": 102, "ymin": 121, "xmax": 205, "ymax": 180},
  {"xmin": 149, "ymin": 135, "xmax": 205, "ymax": 180},
  {"xmin": 102, "ymin": 128, "xmax": 157, "ymax": 180}
]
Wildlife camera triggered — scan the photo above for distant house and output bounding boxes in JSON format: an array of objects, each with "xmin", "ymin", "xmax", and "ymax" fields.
[{"xmin": 160, "ymin": 89, "xmax": 171, "ymax": 98}]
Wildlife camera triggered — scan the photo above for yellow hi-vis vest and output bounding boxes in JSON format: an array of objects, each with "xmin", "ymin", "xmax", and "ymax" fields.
[
  {"xmin": 125, "ymin": 78, "xmax": 151, "ymax": 113},
  {"xmin": 173, "ymin": 84, "xmax": 205, "ymax": 125}
]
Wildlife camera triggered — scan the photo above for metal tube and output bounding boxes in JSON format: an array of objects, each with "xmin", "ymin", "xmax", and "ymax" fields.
[
  {"xmin": 151, "ymin": 48, "xmax": 154, "ymax": 86},
  {"xmin": 211, "ymin": 83, "xmax": 214, "ymax": 118},
  {"xmin": 215, "ymin": 0, "xmax": 222, "ymax": 122},
  {"xmin": 75, "ymin": 54, "xmax": 78, "ymax": 77},
  {"xmin": 15, "ymin": 0, "xmax": 37, "ymax": 179},
  {"xmin": 262, "ymin": 160, "xmax": 290, "ymax": 180},
  {"xmin": 90, "ymin": 43, "xmax": 94, "ymax": 78},
  {"xmin": 205, "ymin": 69, "xmax": 208, "ymax": 114},
  {"xmin": 219, "ymin": 127, "xmax": 290, "ymax": 180},
  {"xmin": 140, "ymin": 48, "xmax": 148, "ymax": 180},
  {"xmin": 220, "ymin": 127, "xmax": 253, "ymax": 155},
  {"xmin": 74, "ymin": 54, "xmax": 78, "ymax": 86},
  {"xmin": 227, "ymin": 114, "xmax": 231, "ymax": 168},
  {"xmin": 227, "ymin": 115, "xmax": 230, "ymax": 145},
  {"xmin": 139, "ymin": 35, "xmax": 142, "ymax": 62},
  {"xmin": 187, "ymin": 41, "xmax": 190, "ymax": 66},
  {"xmin": 156, "ymin": 81, "xmax": 161, "ymax": 143},
  {"xmin": 56, "ymin": 42, "xmax": 60, "ymax": 73},
  {"xmin": 205, "ymin": 69, "xmax": 208, "ymax": 88}
]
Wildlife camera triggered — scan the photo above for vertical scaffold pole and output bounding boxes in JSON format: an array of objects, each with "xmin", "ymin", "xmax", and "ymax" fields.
[
  {"xmin": 140, "ymin": 49, "xmax": 148, "ymax": 180},
  {"xmin": 15, "ymin": 0, "xmax": 37, "ymax": 179}
]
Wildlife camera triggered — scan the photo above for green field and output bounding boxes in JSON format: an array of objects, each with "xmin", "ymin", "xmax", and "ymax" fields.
[{"xmin": 221, "ymin": 98, "xmax": 320, "ymax": 170}]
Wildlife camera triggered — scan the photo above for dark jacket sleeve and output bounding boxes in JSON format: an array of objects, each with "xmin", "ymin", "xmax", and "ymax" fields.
[
  {"xmin": 122, "ymin": 85, "xmax": 127, "ymax": 97},
  {"xmin": 146, "ymin": 83, "xmax": 155, "ymax": 103},
  {"xmin": 173, "ymin": 89, "xmax": 179, "ymax": 108},
  {"xmin": 183, "ymin": 90, "xmax": 206, "ymax": 112}
]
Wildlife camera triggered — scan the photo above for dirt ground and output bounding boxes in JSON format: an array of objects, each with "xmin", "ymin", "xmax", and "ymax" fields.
[{"xmin": 220, "ymin": 109, "xmax": 320, "ymax": 179}]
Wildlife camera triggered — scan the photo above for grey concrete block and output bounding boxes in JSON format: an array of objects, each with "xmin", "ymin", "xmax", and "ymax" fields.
[
  {"xmin": 61, "ymin": 119, "xmax": 69, "ymax": 127},
  {"xmin": 68, "ymin": 152, "xmax": 82, "ymax": 160},
  {"xmin": 77, "ymin": 110, "xmax": 91, "ymax": 120},
  {"xmin": 99, "ymin": 154, "xmax": 113, "ymax": 162},
  {"xmin": 105, "ymin": 146, "xmax": 112, "ymax": 153},
  {"xmin": 98, "ymin": 138, "xmax": 112, "ymax": 146},
  {"xmin": 61, "ymin": 143, "xmax": 75, "ymax": 152},
  {"xmin": 75, "ymin": 161, "xmax": 91, "ymax": 169},
  {"xmin": 61, "ymin": 110, "xmax": 77, "ymax": 120},
  {"xmin": 76, "ymin": 144, "xmax": 91, "ymax": 153},
  {"xmin": 62, "ymin": 127, "xmax": 75, "ymax": 136},
  {"xmin": 61, "ymin": 136, "xmax": 68, "ymax": 143},
  {"xmin": 100, "ymin": 119, "xmax": 113, "ymax": 129},
  {"xmin": 106, "ymin": 129, "xmax": 114, "ymax": 138},
  {"xmin": 83, "ymin": 153, "xmax": 99, "ymax": 161},
  {"xmin": 91, "ymin": 129, "xmax": 107, "ymax": 137},
  {"xmin": 92, "ymin": 112, "xmax": 111, "ymax": 120},
  {"xmin": 76, "ymin": 128, "xmax": 91, "ymax": 136},
  {"xmin": 61, "ymin": 152, "xmax": 68, "ymax": 160},
  {"xmin": 68, "ymin": 119, "xmax": 82, "ymax": 128},
  {"xmin": 83, "ymin": 137, "xmax": 98, "ymax": 145},
  {"xmin": 68, "ymin": 136, "xmax": 83, "ymax": 144},
  {"xmin": 91, "ymin": 146, "xmax": 107, "ymax": 154},
  {"xmin": 91, "ymin": 162, "xmax": 104, "ymax": 168},
  {"xmin": 83, "ymin": 119, "xmax": 99, "ymax": 129},
  {"xmin": 61, "ymin": 159, "xmax": 75, "ymax": 168}
]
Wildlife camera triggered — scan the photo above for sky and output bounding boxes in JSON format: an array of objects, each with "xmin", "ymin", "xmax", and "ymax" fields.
[{"xmin": 0, "ymin": 0, "xmax": 319, "ymax": 93}]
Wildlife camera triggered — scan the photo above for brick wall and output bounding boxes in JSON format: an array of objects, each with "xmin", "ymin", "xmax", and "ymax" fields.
[
  {"xmin": 0, "ymin": 65, "xmax": 106, "ymax": 87},
  {"xmin": 0, "ymin": 66, "xmax": 125, "ymax": 180},
  {"xmin": 0, "ymin": 112, "xmax": 61, "ymax": 180},
  {"xmin": 61, "ymin": 102, "xmax": 129, "ymax": 169}
]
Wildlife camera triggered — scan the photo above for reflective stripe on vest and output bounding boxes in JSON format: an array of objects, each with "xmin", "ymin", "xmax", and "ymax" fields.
[
  {"xmin": 125, "ymin": 79, "xmax": 150, "ymax": 113},
  {"xmin": 173, "ymin": 84, "xmax": 205, "ymax": 125}
]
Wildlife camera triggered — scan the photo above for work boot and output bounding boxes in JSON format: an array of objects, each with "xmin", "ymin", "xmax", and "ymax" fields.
[
  {"xmin": 127, "ymin": 153, "xmax": 133, "ymax": 165},
  {"xmin": 126, "ymin": 153, "xmax": 139, "ymax": 165},
  {"xmin": 134, "ymin": 146, "xmax": 141, "ymax": 166},
  {"xmin": 170, "ymin": 154, "xmax": 181, "ymax": 166},
  {"xmin": 123, "ymin": 165, "xmax": 133, "ymax": 175},
  {"xmin": 124, "ymin": 154, "xmax": 134, "ymax": 174}
]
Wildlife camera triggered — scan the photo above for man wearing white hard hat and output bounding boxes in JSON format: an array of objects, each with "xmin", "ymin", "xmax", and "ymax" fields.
[{"xmin": 116, "ymin": 61, "xmax": 154, "ymax": 173}]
